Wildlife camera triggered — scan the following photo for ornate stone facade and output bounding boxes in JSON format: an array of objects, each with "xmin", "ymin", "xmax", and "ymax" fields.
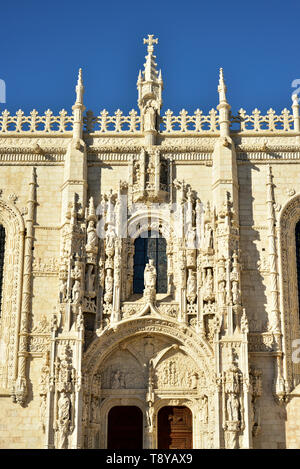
[{"xmin": 0, "ymin": 36, "xmax": 300, "ymax": 449}]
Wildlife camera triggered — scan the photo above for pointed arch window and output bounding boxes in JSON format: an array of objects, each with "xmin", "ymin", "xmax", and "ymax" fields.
[
  {"xmin": 133, "ymin": 230, "xmax": 167, "ymax": 294},
  {"xmin": 0, "ymin": 224, "xmax": 5, "ymax": 316}
]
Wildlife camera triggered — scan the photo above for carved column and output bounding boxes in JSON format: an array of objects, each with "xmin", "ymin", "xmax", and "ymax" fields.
[
  {"xmin": 13, "ymin": 167, "xmax": 36, "ymax": 406},
  {"xmin": 266, "ymin": 165, "xmax": 281, "ymax": 333}
]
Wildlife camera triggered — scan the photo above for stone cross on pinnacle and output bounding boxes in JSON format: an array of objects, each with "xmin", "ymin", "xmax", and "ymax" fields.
[{"xmin": 143, "ymin": 34, "xmax": 158, "ymax": 53}]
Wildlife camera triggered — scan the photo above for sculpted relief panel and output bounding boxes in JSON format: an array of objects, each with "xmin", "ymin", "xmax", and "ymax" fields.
[
  {"xmin": 95, "ymin": 335, "xmax": 206, "ymax": 393},
  {"xmin": 100, "ymin": 348, "xmax": 145, "ymax": 389},
  {"xmin": 155, "ymin": 348, "xmax": 201, "ymax": 390}
]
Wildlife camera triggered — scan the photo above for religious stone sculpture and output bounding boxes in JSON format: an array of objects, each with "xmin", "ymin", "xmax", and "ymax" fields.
[{"xmin": 143, "ymin": 259, "xmax": 157, "ymax": 303}]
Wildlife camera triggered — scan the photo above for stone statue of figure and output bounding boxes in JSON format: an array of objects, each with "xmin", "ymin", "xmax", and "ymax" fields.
[
  {"xmin": 200, "ymin": 395, "xmax": 208, "ymax": 423},
  {"xmin": 146, "ymin": 400, "xmax": 154, "ymax": 432},
  {"xmin": 186, "ymin": 223, "xmax": 196, "ymax": 249},
  {"xmin": 203, "ymin": 268, "xmax": 214, "ymax": 301},
  {"xmin": 143, "ymin": 259, "xmax": 157, "ymax": 303},
  {"xmin": 186, "ymin": 269, "xmax": 197, "ymax": 304},
  {"xmin": 72, "ymin": 279, "xmax": 82, "ymax": 304},
  {"xmin": 106, "ymin": 225, "xmax": 116, "ymax": 253},
  {"xmin": 57, "ymin": 391, "xmax": 71, "ymax": 448},
  {"xmin": 226, "ymin": 393, "xmax": 240, "ymax": 422},
  {"xmin": 86, "ymin": 220, "xmax": 98, "ymax": 250},
  {"xmin": 144, "ymin": 259, "xmax": 157, "ymax": 289},
  {"xmin": 218, "ymin": 280, "xmax": 226, "ymax": 306},
  {"xmin": 232, "ymin": 280, "xmax": 241, "ymax": 305},
  {"xmin": 104, "ymin": 269, "xmax": 113, "ymax": 304},
  {"xmin": 144, "ymin": 100, "xmax": 157, "ymax": 132},
  {"xmin": 203, "ymin": 222, "xmax": 213, "ymax": 250}
]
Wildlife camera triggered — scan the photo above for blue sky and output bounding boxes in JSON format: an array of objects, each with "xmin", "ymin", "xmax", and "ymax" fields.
[{"xmin": 1, "ymin": 0, "xmax": 299, "ymax": 116}]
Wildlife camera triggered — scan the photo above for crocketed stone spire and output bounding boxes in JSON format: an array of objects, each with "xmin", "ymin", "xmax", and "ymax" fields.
[
  {"xmin": 143, "ymin": 34, "xmax": 160, "ymax": 82},
  {"xmin": 72, "ymin": 68, "xmax": 85, "ymax": 140},
  {"xmin": 217, "ymin": 67, "xmax": 231, "ymax": 137}
]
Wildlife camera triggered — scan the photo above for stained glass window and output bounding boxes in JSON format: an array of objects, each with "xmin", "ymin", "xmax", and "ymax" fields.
[
  {"xmin": 0, "ymin": 225, "xmax": 5, "ymax": 316},
  {"xmin": 133, "ymin": 231, "xmax": 167, "ymax": 294}
]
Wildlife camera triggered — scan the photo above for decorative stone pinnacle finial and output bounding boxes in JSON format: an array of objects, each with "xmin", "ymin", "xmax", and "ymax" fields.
[
  {"xmin": 143, "ymin": 34, "xmax": 158, "ymax": 53},
  {"xmin": 218, "ymin": 67, "xmax": 227, "ymax": 96},
  {"xmin": 75, "ymin": 68, "xmax": 84, "ymax": 105},
  {"xmin": 292, "ymin": 93, "xmax": 299, "ymax": 106}
]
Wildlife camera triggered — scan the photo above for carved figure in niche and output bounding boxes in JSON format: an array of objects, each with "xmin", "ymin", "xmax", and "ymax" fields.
[
  {"xmin": 91, "ymin": 397, "xmax": 98, "ymax": 423},
  {"xmin": 105, "ymin": 225, "xmax": 116, "ymax": 255},
  {"xmin": 203, "ymin": 223, "xmax": 213, "ymax": 250},
  {"xmin": 225, "ymin": 363, "xmax": 240, "ymax": 395},
  {"xmin": 72, "ymin": 279, "xmax": 82, "ymax": 304},
  {"xmin": 144, "ymin": 100, "xmax": 157, "ymax": 132},
  {"xmin": 232, "ymin": 281, "xmax": 240, "ymax": 305},
  {"xmin": 186, "ymin": 269, "xmax": 197, "ymax": 304},
  {"xmin": 218, "ymin": 280, "xmax": 226, "ymax": 306},
  {"xmin": 57, "ymin": 391, "xmax": 71, "ymax": 448},
  {"xmin": 226, "ymin": 393, "xmax": 240, "ymax": 422},
  {"xmin": 59, "ymin": 264, "xmax": 68, "ymax": 302},
  {"xmin": 146, "ymin": 159, "xmax": 155, "ymax": 185},
  {"xmin": 104, "ymin": 269, "xmax": 113, "ymax": 304},
  {"xmin": 71, "ymin": 261, "xmax": 83, "ymax": 304},
  {"xmin": 203, "ymin": 268, "xmax": 214, "ymax": 301},
  {"xmin": 86, "ymin": 220, "xmax": 98, "ymax": 251},
  {"xmin": 186, "ymin": 223, "xmax": 196, "ymax": 250},
  {"xmin": 99, "ymin": 257, "xmax": 105, "ymax": 289},
  {"xmin": 76, "ymin": 311, "xmax": 84, "ymax": 331},
  {"xmin": 200, "ymin": 395, "xmax": 208, "ymax": 423}
]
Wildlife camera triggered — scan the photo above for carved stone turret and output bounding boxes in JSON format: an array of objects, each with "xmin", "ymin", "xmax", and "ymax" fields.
[{"xmin": 137, "ymin": 35, "xmax": 163, "ymax": 145}]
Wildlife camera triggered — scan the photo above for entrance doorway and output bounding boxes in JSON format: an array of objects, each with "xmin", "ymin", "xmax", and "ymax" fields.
[
  {"xmin": 107, "ymin": 406, "xmax": 143, "ymax": 449},
  {"xmin": 157, "ymin": 406, "xmax": 193, "ymax": 449}
]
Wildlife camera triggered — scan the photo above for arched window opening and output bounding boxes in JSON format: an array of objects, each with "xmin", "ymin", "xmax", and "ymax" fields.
[
  {"xmin": 0, "ymin": 225, "xmax": 5, "ymax": 316},
  {"xmin": 295, "ymin": 221, "xmax": 300, "ymax": 319},
  {"xmin": 133, "ymin": 230, "xmax": 167, "ymax": 294}
]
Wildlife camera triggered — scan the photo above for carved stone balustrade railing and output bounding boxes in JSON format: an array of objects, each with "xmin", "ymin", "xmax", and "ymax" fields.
[
  {"xmin": 161, "ymin": 108, "xmax": 219, "ymax": 133},
  {"xmin": 230, "ymin": 108, "xmax": 295, "ymax": 132},
  {"xmin": 0, "ymin": 107, "xmax": 298, "ymax": 135},
  {"xmin": 84, "ymin": 109, "xmax": 141, "ymax": 133},
  {"xmin": 0, "ymin": 109, "xmax": 73, "ymax": 133}
]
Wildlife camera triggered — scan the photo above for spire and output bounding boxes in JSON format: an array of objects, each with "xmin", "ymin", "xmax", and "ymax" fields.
[
  {"xmin": 143, "ymin": 34, "xmax": 159, "ymax": 82},
  {"xmin": 72, "ymin": 67, "xmax": 85, "ymax": 140},
  {"xmin": 218, "ymin": 67, "xmax": 228, "ymax": 104},
  {"xmin": 217, "ymin": 67, "xmax": 231, "ymax": 137},
  {"xmin": 137, "ymin": 35, "xmax": 163, "ymax": 142},
  {"xmin": 75, "ymin": 68, "xmax": 84, "ymax": 105}
]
